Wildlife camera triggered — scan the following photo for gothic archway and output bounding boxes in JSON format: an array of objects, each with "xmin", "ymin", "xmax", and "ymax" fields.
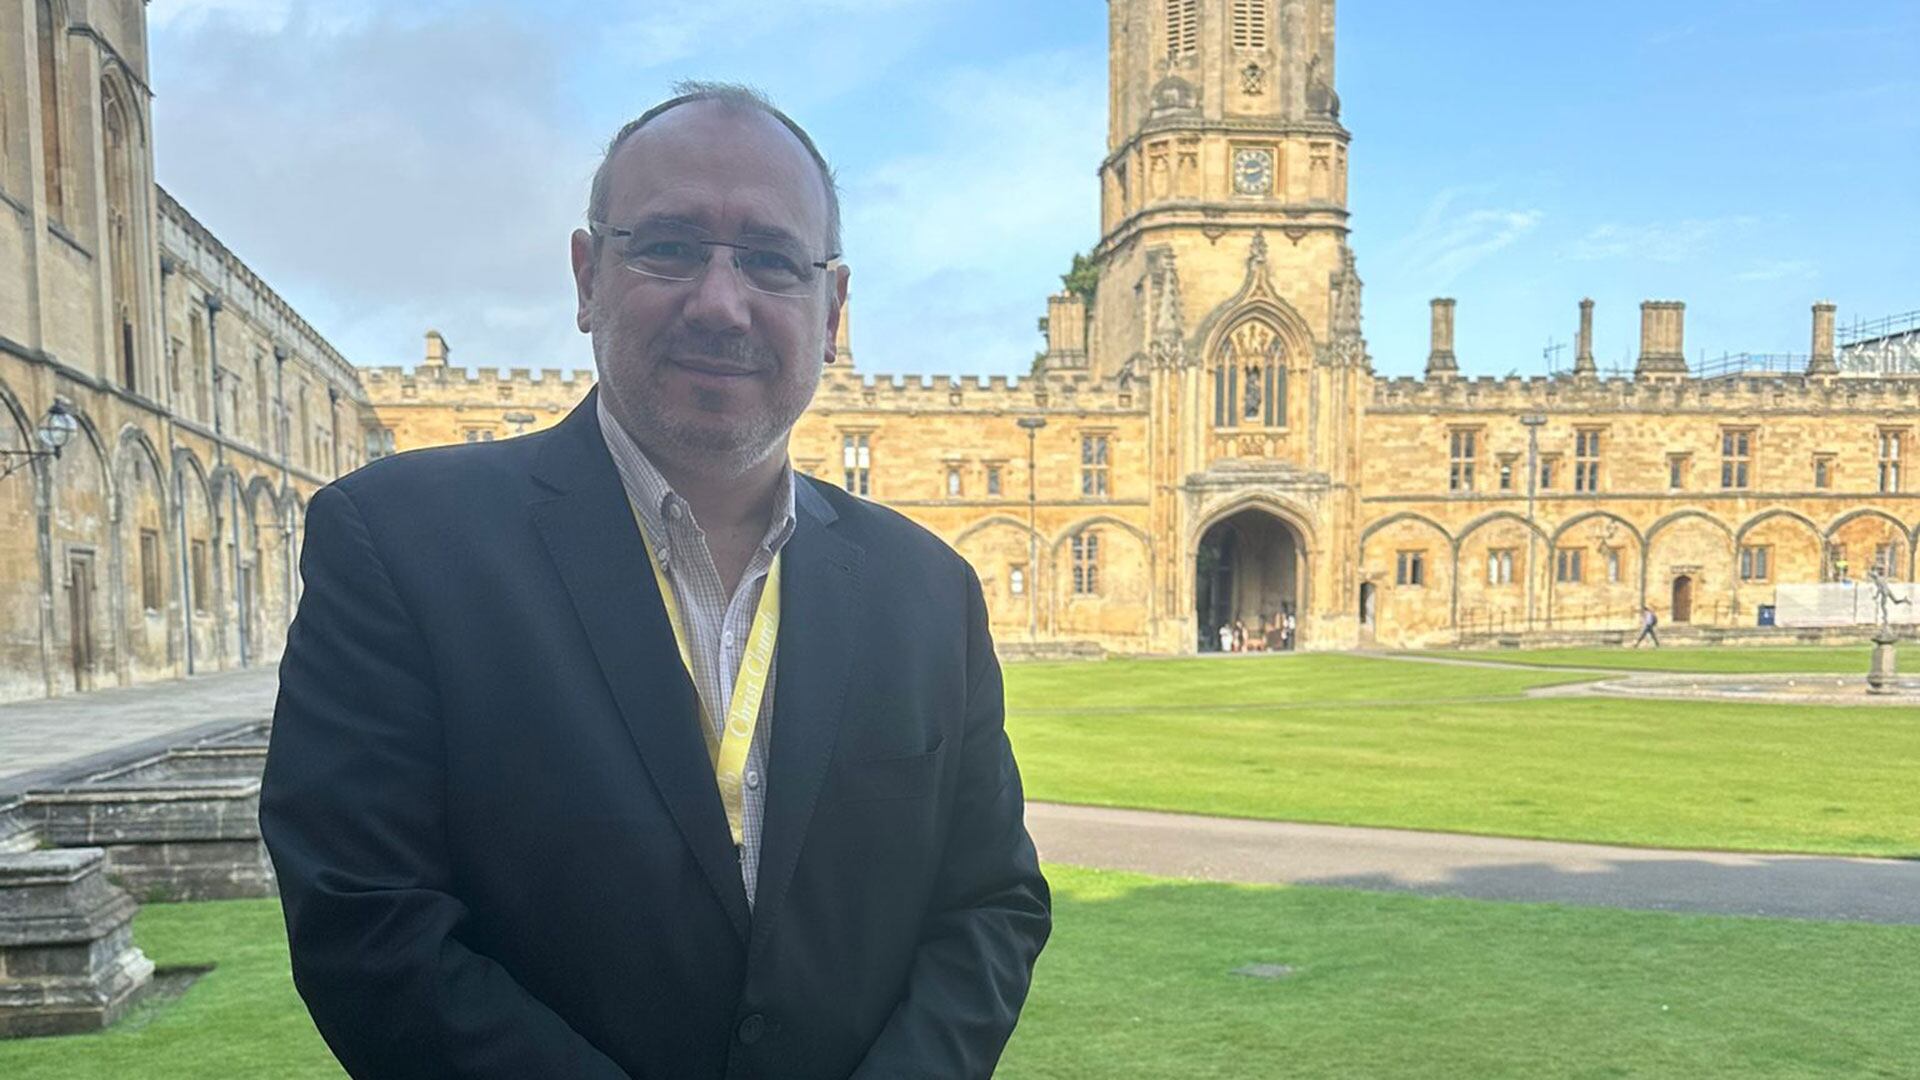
[{"xmin": 1195, "ymin": 508, "xmax": 1304, "ymax": 651}]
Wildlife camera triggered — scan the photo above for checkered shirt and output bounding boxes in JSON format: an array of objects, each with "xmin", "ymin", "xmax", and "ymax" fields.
[{"xmin": 597, "ymin": 394, "xmax": 797, "ymax": 907}]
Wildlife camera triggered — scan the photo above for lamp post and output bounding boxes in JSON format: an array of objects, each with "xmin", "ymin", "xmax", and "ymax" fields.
[
  {"xmin": 1520, "ymin": 413, "xmax": 1548, "ymax": 629},
  {"xmin": 1, "ymin": 402, "xmax": 79, "ymax": 480},
  {"xmin": 1016, "ymin": 416, "xmax": 1048, "ymax": 644}
]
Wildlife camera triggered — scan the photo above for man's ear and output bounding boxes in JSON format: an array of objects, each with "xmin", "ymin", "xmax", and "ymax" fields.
[
  {"xmin": 824, "ymin": 264, "xmax": 851, "ymax": 364},
  {"xmin": 570, "ymin": 229, "xmax": 596, "ymax": 333}
]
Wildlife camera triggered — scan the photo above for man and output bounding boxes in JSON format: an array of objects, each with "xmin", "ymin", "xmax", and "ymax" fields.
[
  {"xmin": 261, "ymin": 83, "xmax": 1050, "ymax": 1079},
  {"xmin": 1633, "ymin": 604, "xmax": 1660, "ymax": 648}
]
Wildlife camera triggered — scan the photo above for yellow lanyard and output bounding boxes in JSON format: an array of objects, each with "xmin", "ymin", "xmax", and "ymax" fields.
[{"xmin": 630, "ymin": 503, "xmax": 782, "ymax": 848}]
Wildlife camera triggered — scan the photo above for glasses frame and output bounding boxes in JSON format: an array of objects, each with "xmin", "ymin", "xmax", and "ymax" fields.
[{"xmin": 590, "ymin": 221, "xmax": 839, "ymax": 298}]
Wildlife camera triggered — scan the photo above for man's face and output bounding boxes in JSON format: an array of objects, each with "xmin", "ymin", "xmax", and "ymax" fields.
[{"xmin": 571, "ymin": 103, "xmax": 848, "ymax": 476}]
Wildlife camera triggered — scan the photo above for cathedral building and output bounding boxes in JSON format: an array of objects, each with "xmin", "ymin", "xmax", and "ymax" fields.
[{"xmin": 3, "ymin": 0, "xmax": 1915, "ymax": 702}]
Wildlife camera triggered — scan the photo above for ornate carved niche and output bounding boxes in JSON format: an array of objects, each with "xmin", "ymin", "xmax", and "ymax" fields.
[
  {"xmin": 1175, "ymin": 138, "xmax": 1201, "ymax": 198},
  {"xmin": 1212, "ymin": 319, "xmax": 1288, "ymax": 431},
  {"xmin": 1148, "ymin": 142, "xmax": 1172, "ymax": 200}
]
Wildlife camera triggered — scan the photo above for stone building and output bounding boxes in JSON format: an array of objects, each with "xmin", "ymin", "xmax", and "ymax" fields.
[
  {"xmin": 365, "ymin": 0, "xmax": 1916, "ymax": 656},
  {"xmin": 1, "ymin": 0, "xmax": 377, "ymax": 703},
  {"xmin": 4, "ymin": 0, "xmax": 1915, "ymax": 705}
]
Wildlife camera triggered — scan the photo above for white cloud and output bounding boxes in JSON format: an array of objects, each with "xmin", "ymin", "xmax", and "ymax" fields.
[
  {"xmin": 1566, "ymin": 217, "xmax": 1755, "ymax": 263},
  {"xmin": 1385, "ymin": 188, "xmax": 1543, "ymax": 289},
  {"xmin": 837, "ymin": 49, "xmax": 1106, "ymax": 375}
]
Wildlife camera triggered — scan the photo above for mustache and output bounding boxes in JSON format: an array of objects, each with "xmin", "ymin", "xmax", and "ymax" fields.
[{"xmin": 659, "ymin": 330, "xmax": 777, "ymax": 370}]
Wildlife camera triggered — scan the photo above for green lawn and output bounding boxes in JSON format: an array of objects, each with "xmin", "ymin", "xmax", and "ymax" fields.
[
  {"xmin": 1000, "ymin": 866, "xmax": 1920, "ymax": 1079},
  {"xmin": 1420, "ymin": 643, "xmax": 1918, "ymax": 674},
  {"xmin": 0, "ymin": 901, "xmax": 344, "ymax": 1079},
  {"xmin": 7, "ymin": 876, "xmax": 1916, "ymax": 1080},
  {"xmin": 1005, "ymin": 653, "xmax": 1920, "ymax": 857}
]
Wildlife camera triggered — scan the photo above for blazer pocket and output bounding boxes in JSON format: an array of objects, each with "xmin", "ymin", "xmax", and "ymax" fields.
[{"xmin": 835, "ymin": 738, "xmax": 945, "ymax": 803}]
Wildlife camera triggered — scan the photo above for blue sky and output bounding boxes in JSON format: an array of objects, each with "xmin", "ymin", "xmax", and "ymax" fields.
[{"xmin": 147, "ymin": 1, "xmax": 1918, "ymax": 380}]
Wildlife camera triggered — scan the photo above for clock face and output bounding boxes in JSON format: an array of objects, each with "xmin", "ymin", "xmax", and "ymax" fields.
[{"xmin": 1233, "ymin": 148, "xmax": 1273, "ymax": 196}]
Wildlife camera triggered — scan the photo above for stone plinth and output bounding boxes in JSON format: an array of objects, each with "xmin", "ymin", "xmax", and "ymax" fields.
[
  {"xmin": 29, "ymin": 778, "xmax": 273, "ymax": 902},
  {"xmin": 0, "ymin": 849, "xmax": 154, "ymax": 1038},
  {"xmin": 1868, "ymin": 632, "xmax": 1899, "ymax": 695}
]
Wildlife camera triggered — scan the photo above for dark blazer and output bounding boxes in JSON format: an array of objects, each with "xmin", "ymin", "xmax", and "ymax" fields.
[{"xmin": 260, "ymin": 390, "xmax": 1050, "ymax": 1079}]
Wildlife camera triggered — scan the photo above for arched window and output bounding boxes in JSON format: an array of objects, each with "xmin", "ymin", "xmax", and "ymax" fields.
[
  {"xmin": 102, "ymin": 77, "xmax": 140, "ymax": 391},
  {"xmin": 1165, "ymin": 0, "xmax": 1198, "ymax": 59},
  {"xmin": 1213, "ymin": 320, "xmax": 1286, "ymax": 429},
  {"xmin": 36, "ymin": 0, "xmax": 67, "ymax": 220}
]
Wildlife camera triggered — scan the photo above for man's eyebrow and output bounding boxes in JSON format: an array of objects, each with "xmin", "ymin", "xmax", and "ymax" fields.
[
  {"xmin": 735, "ymin": 222, "xmax": 803, "ymax": 246},
  {"xmin": 631, "ymin": 212, "xmax": 709, "ymax": 232}
]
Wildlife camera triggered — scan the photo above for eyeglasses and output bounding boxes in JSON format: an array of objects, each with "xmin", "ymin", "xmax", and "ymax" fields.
[{"xmin": 590, "ymin": 221, "xmax": 838, "ymax": 298}]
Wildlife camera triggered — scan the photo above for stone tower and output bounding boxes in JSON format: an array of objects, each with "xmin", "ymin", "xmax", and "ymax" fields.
[{"xmin": 1093, "ymin": 0, "xmax": 1368, "ymax": 651}]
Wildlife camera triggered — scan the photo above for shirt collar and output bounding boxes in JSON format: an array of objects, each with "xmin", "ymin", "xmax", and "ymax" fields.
[{"xmin": 597, "ymin": 392, "xmax": 798, "ymax": 560}]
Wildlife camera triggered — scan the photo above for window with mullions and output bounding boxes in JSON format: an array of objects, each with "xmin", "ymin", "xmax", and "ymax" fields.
[
  {"xmin": 1721, "ymin": 429, "xmax": 1752, "ymax": 489},
  {"xmin": 1213, "ymin": 321, "xmax": 1285, "ymax": 429},
  {"xmin": 1554, "ymin": 547, "xmax": 1584, "ymax": 584},
  {"xmin": 842, "ymin": 432, "xmax": 871, "ymax": 496},
  {"xmin": 1879, "ymin": 429, "xmax": 1904, "ymax": 494},
  {"xmin": 1487, "ymin": 548, "xmax": 1515, "ymax": 586},
  {"xmin": 1739, "ymin": 545, "xmax": 1772, "ymax": 582},
  {"xmin": 1574, "ymin": 429, "xmax": 1602, "ymax": 492},
  {"xmin": 1395, "ymin": 551, "xmax": 1425, "ymax": 587},
  {"xmin": 1080, "ymin": 435, "xmax": 1110, "ymax": 498},
  {"xmin": 1071, "ymin": 532, "xmax": 1101, "ymax": 595},
  {"xmin": 1449, "ymin": 429, "xmax": 1478, "ymax": 492}
]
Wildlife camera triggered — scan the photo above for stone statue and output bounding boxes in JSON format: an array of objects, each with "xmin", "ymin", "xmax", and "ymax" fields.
[
  {"xmin": 1243, "ymin": 364, "xmax": 1263, "ymax": 419},
  {"xmin": 1869, "ymin": 566, "xmax": 1909, "ymax": 629},
  {"xmin": 1865, "ymin": 566, "xmax": 1907, "ymax": 694}
]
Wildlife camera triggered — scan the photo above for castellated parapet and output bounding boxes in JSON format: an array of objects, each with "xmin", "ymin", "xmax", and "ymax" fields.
[
  {"xmin": 1370, "ymin": 373, "xmax": 1920, "ymax": 415},
  {"xmin": 358, "ymin": 332, "xmax": 599, "ymax": 451},
  {"xmin": 810, "ymin": 368, "xmax": 1146, "ymax": 415},
  {"xmin": 359, "ymin": 362, "xmax": 597, "ymax": 406}
]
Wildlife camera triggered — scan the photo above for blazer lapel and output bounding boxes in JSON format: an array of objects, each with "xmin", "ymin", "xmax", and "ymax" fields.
[
  {"xmin": 749, "ymin": 479, "xmax": 865, "ymax": 955},
  {"xmin": 527, "ymin": 392, "xmax": 751, "ymax": 940}
]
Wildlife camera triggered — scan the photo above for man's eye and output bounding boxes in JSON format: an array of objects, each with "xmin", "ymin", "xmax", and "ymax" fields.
[
  {"xmin": 741, "ymin": 250, "xmax": 802, "ymax": 274},
  {"xmin": 636, "ymin": 241, "xmax": 697, "ymax": 260}
]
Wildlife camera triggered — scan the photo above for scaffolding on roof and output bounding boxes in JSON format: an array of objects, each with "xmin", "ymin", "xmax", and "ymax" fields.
[{"xmin": 1838, "ymin": 310, "xmax": 1920, "ymax": 376}]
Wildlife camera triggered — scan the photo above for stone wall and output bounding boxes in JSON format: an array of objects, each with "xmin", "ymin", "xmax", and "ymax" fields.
[{"xmin": 1357, "ymin": 371, "xmax": 1918, "ymax": 646}]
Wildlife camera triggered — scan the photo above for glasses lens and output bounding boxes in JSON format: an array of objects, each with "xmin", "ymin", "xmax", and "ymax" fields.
[
  {"xmin": 737, "ymin": 248, "xmax": 812, "ymax": 296},
  {"xmin": 620, "ymin": 234, "xmax": 703, "ymax": 281}
]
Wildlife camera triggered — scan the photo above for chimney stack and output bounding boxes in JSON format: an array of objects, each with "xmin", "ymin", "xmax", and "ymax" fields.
[
  {"xmin": 1573, "ymin": 298, "xmax": 1597, "ymax": 377},
  {"xmin": 423, "ymin": 329, "xmax": 449, "ymax": 367},
  {"xmin": 1634, "ymin": 301, "xmax": 1688, "ymax": 379},
  {"xmin": 1425, "ymin": 298, "xmax": 1458, "ymax": 379},
  {"xmin": 1808, "ymin": 301, "xmax": 1838, "ymax": 376},
  {"xmin": 1044, "ymin": 291, "xmax": 1089, "ymax": 370}
]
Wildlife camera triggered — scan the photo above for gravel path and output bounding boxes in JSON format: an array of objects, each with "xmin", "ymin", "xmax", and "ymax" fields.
[{"xmin": 1027, "ymin": 801, "xmax": 1920, "ymax": 925}]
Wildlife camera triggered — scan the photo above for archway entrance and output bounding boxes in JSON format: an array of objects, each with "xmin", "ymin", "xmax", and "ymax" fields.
[
  {"xmin": 1671, "ymin": 575, "xmax": 1693, "ymax": 624},
  {"xmin": 1196, "ymin": 509, "xmax": 1304, "ymax": 652}
]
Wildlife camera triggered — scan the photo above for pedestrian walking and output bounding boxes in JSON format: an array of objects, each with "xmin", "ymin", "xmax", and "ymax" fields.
[{"xmin": 1633, "ymin": 605, "xmax": 1660, "ymax": 648}]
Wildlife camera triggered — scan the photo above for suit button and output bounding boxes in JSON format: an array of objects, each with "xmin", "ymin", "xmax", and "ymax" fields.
[{"xmin": 737, "ymin": 1013, "xmax": 766, "ymax": 1045}]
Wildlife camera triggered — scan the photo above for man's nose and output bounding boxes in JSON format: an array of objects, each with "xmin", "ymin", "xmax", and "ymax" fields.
[{"xmin": 681, "ymin": 255, "xmax": 754, "ymax": 334}]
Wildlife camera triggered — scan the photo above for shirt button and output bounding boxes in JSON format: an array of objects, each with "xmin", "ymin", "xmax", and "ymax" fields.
[
  {"xmin": 722, "ymin": 630, "xmax": 736, "ymax": 647},
  {"xmin": 666, "ymin": 502, "xmax": 684, "ymax": 521},
  {"xmin": 745, "ymin": 770, "xmax": 761, "ymax": 790},
  {"xmin": 736, "ymin": 1013, "xmax": 766, "ymax": 1045}
]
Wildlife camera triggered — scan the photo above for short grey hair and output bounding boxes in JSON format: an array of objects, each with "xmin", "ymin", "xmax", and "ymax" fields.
[{"xmin": 587, "ymin": 80, "xmax": 842, "ymax": 257}]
